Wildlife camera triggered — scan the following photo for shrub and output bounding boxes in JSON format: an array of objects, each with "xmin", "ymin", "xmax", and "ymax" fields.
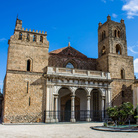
[{"xmin": 107, "ymin": 102, "xmax": 134, "ymax": 125}]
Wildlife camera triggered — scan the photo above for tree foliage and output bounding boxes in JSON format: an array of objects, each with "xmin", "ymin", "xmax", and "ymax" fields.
[{"xmin": 107, "ymin": 102, "xmax": 134, "ymax": 125}]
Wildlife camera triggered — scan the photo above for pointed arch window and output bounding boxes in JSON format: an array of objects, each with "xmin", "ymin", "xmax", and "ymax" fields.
[
  {"xmin": 33, "ymin": 35, "xmax": 36, "ymax": 42},
  {"xmin": 19, "ymin": 32, "xmax": 22, "ymax": 40},
  {"xmin": 26, "ymin": 33, "xmax": 30, "ymax": 41},
  {"xmin": 116, "ymin": 44, "xmax": 122, "ymax": 55},
  {"xmin": 27, "ymin": 59, "xmax": 31, "ymax": 71},
  {"xmin": 118, "ymin": 31, "xmax": 120, "ymax": 38},
  {"xmin": 121, "ymin": 69, "xmax": 125, "ymax": 79},
  {"xmin": 66, "ymin": 62, "xmax": 74, "ymax": 69},
  {"xmin": 114, "ymin": 30, "xmax": 117, "ymax": 37},
  {"xmin": 101, "ymin": 46, "xmax": 106, "ymax": 56},
  {"xmin": 40, "ymin": 36, "xmax": 43, "ymax": 42}
]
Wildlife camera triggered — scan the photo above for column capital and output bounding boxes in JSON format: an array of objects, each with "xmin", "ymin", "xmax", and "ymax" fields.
[
  {"xmin": 70, "ymin": 94, "xmax": 75, "ymax": 97},
  {"xmin": 86, "ymin": 88, "xmax": 93, "ymax": 95},
  {"xmin": 54, "ymin": 94, "xmax": 59, "ymax": 98},
  {"xmin": 70, "ymin": 87, "xmax": 77, "ymax": 95},
  {"xmin": 87, "ymin": 95, "xmax": 91, "ymax": 98}
]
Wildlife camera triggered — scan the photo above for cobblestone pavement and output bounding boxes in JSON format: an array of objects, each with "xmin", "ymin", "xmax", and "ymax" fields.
[{"xmin": 0, "ymin": 122, "xmax": 138, "ymax": 138}]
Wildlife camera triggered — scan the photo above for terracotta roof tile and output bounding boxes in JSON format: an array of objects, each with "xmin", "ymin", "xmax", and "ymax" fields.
[{"xmin": 49, "ymin": 47, "xmax": 68, "ymax": 54}]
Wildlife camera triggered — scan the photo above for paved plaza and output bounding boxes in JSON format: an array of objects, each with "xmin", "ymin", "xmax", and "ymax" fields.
[{"xmin": 0, "ymin": 122, "xmax": 138, "ymax": 138}]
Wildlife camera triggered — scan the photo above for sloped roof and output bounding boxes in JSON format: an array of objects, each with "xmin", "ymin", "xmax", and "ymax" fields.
[
  {"xmin": 49, "ymin": 46, "xmax": 68, "ymax": 54},
  {"xmin": 49, "ymin": 46, "xmax": 87, "ymax": 58}
]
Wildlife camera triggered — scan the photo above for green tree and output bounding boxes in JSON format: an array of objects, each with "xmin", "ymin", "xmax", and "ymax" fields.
[{"xmin": 107, "ymin": 102, "xmax": 134, "ymax": 125}]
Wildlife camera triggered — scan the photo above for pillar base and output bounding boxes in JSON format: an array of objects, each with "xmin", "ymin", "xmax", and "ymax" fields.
[
  {"xmin": 86, "ymin": 118, "xmax": 91, "ymax": 122},
  {"xmin": 45, "ymin": 118, "xmax": 58, "ymax": 123},
  {"xmin": 55, "ymin": 119, "xmax": 59, "ymax": 122},
  {"xmin": 70, "ymin": 118, "xmax": 76, "ymax": 123}
]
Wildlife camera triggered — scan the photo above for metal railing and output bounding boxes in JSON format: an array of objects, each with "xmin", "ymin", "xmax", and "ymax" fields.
[{"xmin": 45, "ymin": 110, "xmax": 108, "ymax": 122}]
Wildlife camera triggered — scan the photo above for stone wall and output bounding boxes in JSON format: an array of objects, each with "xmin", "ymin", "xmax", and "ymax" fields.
[
  {"xmin": 3, "ymin": 72, "xmax": 45, "ymax": 123},
  {"xmin": 49, "ymin": 46, "xmax": 97, "ymax": 70},
  {"xmin": 111, "ymin": 80, "xmax": 133, "ymax": 106}
]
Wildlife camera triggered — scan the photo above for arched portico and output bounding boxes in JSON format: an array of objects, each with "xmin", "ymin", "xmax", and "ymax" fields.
[{"xmin": 45, "ymin": 67, "xmax": 112, "ymax": 123}]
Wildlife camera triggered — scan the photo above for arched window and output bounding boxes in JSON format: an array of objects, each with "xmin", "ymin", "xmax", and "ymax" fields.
[
  {"xmin": 101, "ymin": 46, "xmax": 106, "ymax": 56},
  {"xmin": 33, "ymin": 35, "xmax": 36, "ymax": 42},
  {"xmin": 102, "ymin": 31, "xmax": 106, "ymax": 40},
  {"xmin": 27, "ymin": 59, "xmax": 31, "ymax": 71},
  {"xmin": 19, "ymin": 32, "xmax": 22, "ymax": 40},
  {"xmin": 122, "ymin": 91, "xmax": 125, "ymax": 97},
  {"xmin": 40, "ymin": 36, "xmax": 43, "ymax": 42},
  {"xmin": 116, "ymin": 44, "xmax": 122, "ymax": 55},
  {"xmin": 114, "ymin": 30, "xmax": 117, "ymax": 37},
  {"xmin": 66, "ymin": 62, "xmax": 74, "ymax": 69},
  {"xmin": 26, "ymin": 33, "xmax": 30, "ymax": 41},
  {"xmin": 121, "ymin": 69, "xmax": 125, "ymax": 79},
  {"xmin": 103, "ymin": 31, "xmax": 106, "ymax": 38},
  {"xmin": 118, "ymin": 31, "xmax": 120, "ymax": 38}
]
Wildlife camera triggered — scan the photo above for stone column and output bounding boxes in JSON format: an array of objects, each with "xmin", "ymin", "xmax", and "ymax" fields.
[
  {"xmin": 54, "ymin": 95, "xmax": 59, "ymax": 122},
  {"xmin": 102, "ymin": 97, "xmax": 105, "ymax": 121},
  {"xmin": 86, "ymin": 95, "xmax": 91, "ymax": 122},
  {"xmin": 70, "ymin": 94, "xmax": 76, "ymax": 122}
]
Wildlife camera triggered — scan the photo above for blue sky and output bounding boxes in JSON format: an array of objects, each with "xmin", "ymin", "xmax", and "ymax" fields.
[{"xmin": 0, "ymin": 0, "xmax": 138, "ymax": 91}]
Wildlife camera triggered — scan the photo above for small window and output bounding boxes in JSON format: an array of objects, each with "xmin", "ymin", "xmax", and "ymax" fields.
[
  {"xmin": 29, "ymin": 97, "xmax": 31, "ymax": 106},
  {"xmin": 27, "ymin": 82, "xmax": 29, "ymax": 93},
  {"xmin": 116, "ymin": 44, "xmax": 122, "ymax": 55},
  {"xmin": 102, "ymin": 31, "xmax": 106, "ymax": 40},
  {"xmin": 122, "ymin": 91, "xmax": 125, "ymax": 97},
  {"xmin": 33, "ymin": 35, "xmax": 36, "ymax": 42},
  {"xmin": 114, "ymin": 30, "xmax": 117, "ymax": 37},
  {"xmin": 121, "ymin": 69, "xmax": 125, "ymax": 79},
  {"xmin": 103, "ymin": 31, "xmax": 106, "ymax": 38},
  {"xmin": 40, "ymin": 36, "xmax": 43, "ymax": 42},
  {"xmin": 101, "ymin": 46, "xmax": 106, "ymax": 56},
  {"xmin": 26, "ymin": 33, "xmax": 30, "ymax": 41},
  {"xmin": 118, "ymin": 31, "xmax": 120, "ymax": 38},
  {"xmin": 27, "ymin": 59, "xmax": 31, "ymax": 71},
  {"xmin": 66, "ymin": 62, "xmax": 74, "ymax": 69},
  {"xmin": 19, "ymin": 32, "xmax": 22, "ymax": 40}
]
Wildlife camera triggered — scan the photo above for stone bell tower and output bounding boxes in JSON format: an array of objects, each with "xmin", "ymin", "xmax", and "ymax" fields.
[
  {"xmin": 3, "ymin": 18, "xmax": 49, "ymax": 123},
  {"xmin": 97, "ymin": 15, "xmax": 134, "ymax": 106},
  {"xmin": 98, "ymin": 15, "xmax": 127, "ymax": 58}
]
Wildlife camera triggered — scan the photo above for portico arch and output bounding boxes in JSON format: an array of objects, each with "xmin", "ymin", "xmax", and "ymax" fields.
[
  {"xmin": 91, "ymin": 89, "xmax": 102, "ymax": 121},
  {"xmin": 58, "ymin": 87, "xmax": 80, "ymax": 122}
]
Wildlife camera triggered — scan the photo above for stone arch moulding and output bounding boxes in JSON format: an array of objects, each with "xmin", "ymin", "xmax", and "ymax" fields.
[
  {"xmin": 63, "ymin": 59, "xmax": 78, "ymax": 69},
  {"xmin": 56, "ymin": 86, "xmax": 73, "ymax": 94},
  {"xmin": 26, "ymin": 57, "xmax": 33, "ymax": 71},
  {"xmin": 99, "ymin": 88, "xmax": 106, "ymax": 97},
  {"xmin": 75, "ymin": 87, "xmax": 89, "ymax": 95},
  {"xmin": 85, "ymin": 88, "xmax": 93, "ymax": 95}
]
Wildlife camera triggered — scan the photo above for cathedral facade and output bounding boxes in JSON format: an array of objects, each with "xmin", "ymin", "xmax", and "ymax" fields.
[{"xmin": 2, "ymin": 16, "xmax": 136, "ymax": 123}]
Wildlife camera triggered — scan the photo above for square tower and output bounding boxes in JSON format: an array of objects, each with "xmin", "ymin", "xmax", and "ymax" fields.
[
  {"xmin": 97, "ymin": 16, "xmax": 134, "ymax": 106},
  {"xmin": 3, "ymin": 18, "xmax": 49, "ymax": 123}
]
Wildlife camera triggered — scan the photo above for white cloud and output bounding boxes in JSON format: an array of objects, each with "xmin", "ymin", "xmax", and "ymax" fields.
[
  {"xmin": 101, "ymin": 0, "xmax": 114, "ymax": 3},
  {"xmin": 0, "ymin": 38, "xmax": 7, "ymax": 42},
  {"xmin": 112, "ymin": 13, "xmax": 118, "ymax": 18},
  {"xmin": 0, "ymin": 80, "xmax": 3, "ymax": 86},
  {"xmin": 128, "ymin": 45, "xmax": 138, "ymax": 54},
  {"xmin": 134, "ymin": 58, "xmax": 138, "ymax": 73},
  {"xmin": 122, "ymin": 0, "xmax": 138, "ymax": 19},
  {"xmin": 101, "ymin": 0, "xmax": 106, "ymax": 3}
]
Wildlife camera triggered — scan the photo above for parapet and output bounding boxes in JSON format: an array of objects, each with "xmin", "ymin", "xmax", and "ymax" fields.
[{"xmin": 9, "ymin": 18, "xmax": 49, "ymax": 46}]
